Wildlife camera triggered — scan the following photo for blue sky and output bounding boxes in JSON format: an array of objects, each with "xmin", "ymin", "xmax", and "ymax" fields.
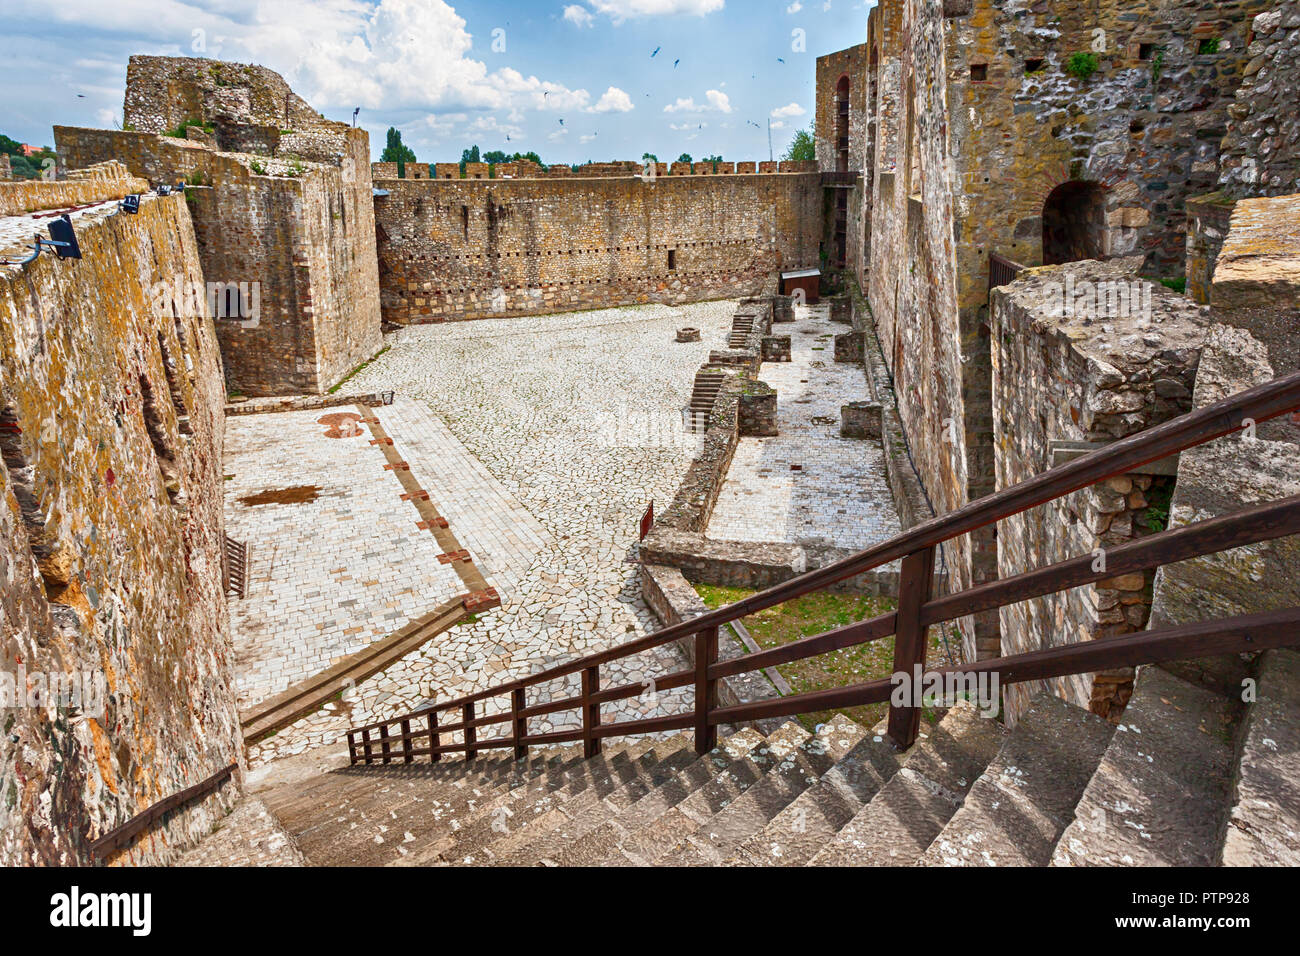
[{"xmin": 0, "ymin": 0, "xmax": 871, "ymax": 164}]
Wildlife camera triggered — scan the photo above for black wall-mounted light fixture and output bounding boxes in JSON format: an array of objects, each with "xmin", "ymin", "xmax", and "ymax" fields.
[
  {"xmin": 1, "ymin": 215, "xmax": 82, "ymax": 266},
  {"xmin": 119, "ymin": 194, "xmax": 140, "ymax": 214}
]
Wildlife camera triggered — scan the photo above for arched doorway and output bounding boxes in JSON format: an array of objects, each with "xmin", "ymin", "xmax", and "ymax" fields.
[{"xmin": 1042, "ymin": 181, "xmax": 1109, "ymax": 265}]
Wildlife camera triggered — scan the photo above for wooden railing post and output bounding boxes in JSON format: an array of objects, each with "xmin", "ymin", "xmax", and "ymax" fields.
[
  {"xmin": 361, "ymin": 728, "xmax": 374, "ymax": 765},
  {"xmin": 379, "ymin": 724, "xmax": 393, "ymax": 765},
  {"xmin": 694, "ymin": 625, "xmax": 720, "ymax": 755},
  {"xmin": 887, "ymin": 545, "xmax": 937, "ymax": 750},
  {"xmin": 582, "ymin": 666, "xmax": 601, "ymax": 759},
  {"xmin": 400, "ymin": 719, "xmax": 413, "ymax": 764},
  {"xmin": 463, "ymin": 702, "xmax": 477, "ymax": 760},
  {"xmin": 347, "ymin": 731, "xmax": 358, "ymax": 766},
  {"xmin": 512, "ymin": 688, "xmax": 528, "ymax": 761},
  {"xmin": 428, "ymin": 711, "xmax": 441, "ymax": 764}
]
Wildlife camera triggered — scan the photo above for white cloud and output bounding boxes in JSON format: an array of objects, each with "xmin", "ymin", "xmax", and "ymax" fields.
[
  {"xmin": 586, "ymin": 0, "xmax": 725, "ymax": 23},
  {"xmin": 705, "ymin": 89, "xmax": 732, "ymax": 113},
  {"xmin": 580, "ymin": 133, "xmax": 599, "ymax": 143},
  {"xmin": 786, "ymin": 1, "xmax": 803, "ymax": 12},
  {"xmin": 290, "ymin": 0, "xmax": 593, "ymax": 114},
  {"xmin": 770, "ymin": 120, "xmax": 786, "ymax": 130},
  {"xmin": 771, "ymin": 102, "xmax": 806, "ymax": 119},
  {"xmin": 563, "ymin": 5, "xmax": 595, "ymax": 27},
  {"xmin": 589, "ymin": 87, "xmax": 634, "ymax": 112},
  {"xmin": 664, "ymin": 89, "xmax": 730, "ymax": 113}
]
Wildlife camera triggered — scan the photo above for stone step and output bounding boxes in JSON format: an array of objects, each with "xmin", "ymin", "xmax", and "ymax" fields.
[
  {"xmin": 727, "ymin": 718, "xmax": 902, "ymax": 866},
  {"xmin": 437, "ymin": 742, "xmax": 682, "ymax": 867},
  {"xmin": 809, "ymin": 701, "xmax": 1006, "ymax": 867},
  {"xmin": 497, "ymin": 743, "xmax": 704, "ymax": 866},
  {"xmin": 1052, "ymin": 665, "xmax": 1240, "ymax": 867},
  {"xmin": 619, "ymin": 724, "xmax": 809, "ymax": 865},
  {"xmin": 920, "ymin": 693, "xmax": 1113, "ymax": 867},
  {"xmin": 175, "ymin": 796, "xmax": 307, "ymax": 866},
  {"xmin": 286, "ymin": 752, "xmax": 580, "ymax": 865},
  {"xmin": 403, "ymin": 741, "xmax": 660, "ymax": 865},
  {"xmin": 547, "ymin": 727, "xmax": 768, "ymax": 866},
  {"xmin": 1222, "ymin": 649, "xmax": 1300, "ymax": 866},
  {"xmin": 652, "ymin": 720, "xmax": 848, "ymax": 865}
]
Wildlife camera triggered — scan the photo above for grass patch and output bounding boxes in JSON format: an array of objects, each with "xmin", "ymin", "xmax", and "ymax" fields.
[
  {"xmin": 165, "ymin": 118, "xmax": 213, "ymax": 139},
  {"xmin": 695, "ymin": 584, "xmax": 947, "ymax": 733},
  {"xmin": 328, "ymin": 347, "xmax": 390, "ymax": 394},
  {"xmin": 1064, "ymin": 52, "xmax": 1100, "ymax": 82}
]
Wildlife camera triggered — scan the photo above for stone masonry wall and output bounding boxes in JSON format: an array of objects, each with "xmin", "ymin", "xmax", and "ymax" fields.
[
  {"xmin": 373, "ymin": 174, "xmax": 822, "ymax": 324},
  {"xmin": 1219, "ymin": 4, "xmax": 1300, "ymax": 199},
  {"xmin": 991, "ymin": 259, "xmax": 1211, "ymax": 724},
  {"xmin": 817, "ymin": 43, "xmax": 871, "ymax": 287},
  {"xmin": 56, "ymin": 57, "xmax": 382, "ymax": 398},
  {"xmin": 0, "ymin": 188, "xmax": 241, "ymax": 865}
]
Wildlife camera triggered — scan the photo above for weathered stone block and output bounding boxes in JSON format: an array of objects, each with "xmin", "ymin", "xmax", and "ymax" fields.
[
  {"xmin": 834, "ymin": 331, "xmax": 865, "ymax": 364},
  {"xmin": 841, "ymin": 401, "xmax": 883, "ymax": 441},
  {"xmin": 761, "ymin": 335, "xmax": 792, "ymax": 362},
  {"xmin": 738, "ymin": 387, "xmax": 777, "ymax": 437}
]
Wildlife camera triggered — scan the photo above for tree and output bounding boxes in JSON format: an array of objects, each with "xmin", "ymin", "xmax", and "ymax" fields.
[
  {"xmin": 783, "ymin": 124, "xmax": 816, "ymax": 162},
  {"xmin": 482, "ymin": 149, "xmax": 509, "ymax": 165},
  {"xmin": 677, "ymin": 153, "xmax": 693, "ymax": 164},
  {"xmin": 460, "ymin": 145, "xmax": 481, "ymax": 164},
  {"xmin": 380, "ymin": 128, "xmax": 416, "ymax": 164},
  {"xmin": 642, "ymin": 152, "xmax": 659, "ymax": 163}
]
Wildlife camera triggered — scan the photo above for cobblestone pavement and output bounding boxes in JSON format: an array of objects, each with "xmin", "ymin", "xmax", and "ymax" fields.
[
  {"xmin": 246, "ymin": 301, "xmax": 736, "ymax": 768},
  {"xmin": 707, "ymin": 303, "xmax": 902, "ymax": 551},
  {"xmin": 224, "ymin": 408, "xmax": 468, "ymax": 710}
]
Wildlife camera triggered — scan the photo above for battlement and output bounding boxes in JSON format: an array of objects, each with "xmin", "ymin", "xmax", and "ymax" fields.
[{"xmin": 370, "ymin": 159, "xmax": 818, "ymax": 182}]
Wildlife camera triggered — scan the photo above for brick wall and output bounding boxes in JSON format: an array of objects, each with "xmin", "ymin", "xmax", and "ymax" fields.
[
  {"xmin": 372, "ymin": 173, "xmax": 823, "ymax": 323},
  {"xmin": 0, "ymin": 189, "xmax": 241, "ymax": 865}
]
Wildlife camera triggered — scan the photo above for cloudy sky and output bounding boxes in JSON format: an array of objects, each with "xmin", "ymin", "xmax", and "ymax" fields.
[{"xmin": 1, "ymin": 0, "xmax": 871, "ymax": 165}]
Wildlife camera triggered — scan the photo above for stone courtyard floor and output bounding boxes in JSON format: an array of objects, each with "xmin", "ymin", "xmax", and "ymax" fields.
[
  {"xmin": 239, "ymin": 301, "xmax": 736, "ymax": 767},
  {"xmin": 707, "ymin": 303, "xmax": 902, "ymax": 551}
]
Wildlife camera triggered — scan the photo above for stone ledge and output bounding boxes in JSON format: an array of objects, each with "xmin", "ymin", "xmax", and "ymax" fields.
[{"xmin": 225, "ymin": 392, "xmax": 385, "ymax": 416}]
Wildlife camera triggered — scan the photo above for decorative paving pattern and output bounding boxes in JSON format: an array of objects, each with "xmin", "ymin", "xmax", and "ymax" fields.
[
  {"xmin": 247, "ymin": 301, "xmax": 736, "ymax": 768},
  {"xmin": 707, "ymin": 303, "xmax": 902, "ymax": 550},
  {"xmin": 224, "ymin": 408, "xmax": 467, "ymax": 710}
]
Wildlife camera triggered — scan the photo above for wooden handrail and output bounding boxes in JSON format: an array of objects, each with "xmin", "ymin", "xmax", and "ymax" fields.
[
  {"xmin": 89, "ymin": 763, "xmax": 238, "ymax": 860},
  {"xmin": 347, "ymin": 372, "xmax": 1300, "ymax": 760}
]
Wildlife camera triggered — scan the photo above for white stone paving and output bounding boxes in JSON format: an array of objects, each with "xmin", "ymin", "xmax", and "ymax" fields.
[
  {"xmin": 224, "ymin": 407, "xmax": 467, "ymax": 709},
  {"xmin": 248, "ymin": 301, "xmax": 736, "ymax": 767},
  {"xmin": 707, "ymin": 303, "xmax": 902, "ymax": 551}
]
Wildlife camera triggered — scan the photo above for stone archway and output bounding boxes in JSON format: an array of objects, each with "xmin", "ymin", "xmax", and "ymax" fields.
[{"xmin": 1042, "ymin": 181, "xmax": 1109, "ymax": 265}]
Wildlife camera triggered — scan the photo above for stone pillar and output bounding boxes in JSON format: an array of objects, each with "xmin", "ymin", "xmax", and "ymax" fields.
[
  {"xmin": 761, "ymin": 336, "xmax": 792, "ymax": 362},
  {"xmin": 841, "ymin": 402, "xmax": 883, "ymax": 441},
  {"xmin": 834, "ymin": 331, "xmax": 864, "ymax": 363}
]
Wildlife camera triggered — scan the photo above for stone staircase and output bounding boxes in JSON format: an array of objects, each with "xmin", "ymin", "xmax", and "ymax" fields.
[
  {"xmin": 232, "ymin": 658, "xmax": 1297, "ymax": 866},
  {"xmin": 728, "ymin": 312, "xmax": 756, "ymax": 349},
  {"xmin": 685, "ymin": 366, "xmax": 726, "ymax": 433}
]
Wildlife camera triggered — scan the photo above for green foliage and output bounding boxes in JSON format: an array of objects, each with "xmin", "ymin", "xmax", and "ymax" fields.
[
  {"xmin": 1198, "ymin": 37, "xmax": 1221, "ymax": 55},
  {"xmin": 1152, "ymin": 47, "xmax": 1166, "ymax": 83},
  {"xmin": 677, "ymin": 153, "xmax": 693, "ymax": 164},
  {"xmin": 460, "ymin": 145, "xmax": 481, "ymax": 165},
  {"xmin": 249, "ymin": 159, "xmax": 267, "ymax": 175},
  {"xmin": 1064, "ymin": 52, "xmax": 1100, "ymax": 82},
  {"xmin": 783, "ymin": 124, "xmax": 816, "ymax": 162},
  {"xmin": 1141, "ymin": 481, "xmax": 1175, "ymax": 534},
  {"xmin": 165, "ymin": 118, "xmax": 212, "ymax": 139},
  {"xmin": 380, "ymin": 127, "xmax": 416, "ymax": 164},
  {"xmin": 1160, "ymin": 276, "xmax": 1187, "ymax": 294},
  {"xmin": 642, "ymin": 152, "xmax": 658, "ymax": 163}
]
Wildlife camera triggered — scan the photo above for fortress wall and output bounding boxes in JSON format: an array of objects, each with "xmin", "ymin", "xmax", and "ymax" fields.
[
  {"xmin": 0, "ymin": 190, "xmax": 241, "ymax": 865},
  {"xmin": 55, "ymin": 126, "xmax": 382, "ymax": 397},
  {"xmin": 1220, "ymin": 5, "xmax": 1300, "ymax": 199},
  {"xmin": 372, "ymin": 173, "xmax": 823, "ymax": 324}
]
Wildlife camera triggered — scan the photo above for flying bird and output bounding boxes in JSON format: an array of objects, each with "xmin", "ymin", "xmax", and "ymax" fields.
[
  {"xmin": 777, "ymin": 58, "xmax": 785, "ymax": 64},
  {"xmin": 651, "ymin": 47, "xmax": 661, "ymax": 57},
  {"xmin": 559, "ymin": 118, "xmax": 565, "ymax": 126},
  {"xmin": 674, "ymin": 59, "xmax": 680, "ymax": 68}
]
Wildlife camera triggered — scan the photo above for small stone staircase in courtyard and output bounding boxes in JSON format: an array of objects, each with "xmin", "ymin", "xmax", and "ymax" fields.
[
  {"xmin": 685, "ymin": 366, "xmax": 726, "ymax": 433},
  {"xmin": 237, "ymin": 652, "xmax": 1298, "ymax": 867}
]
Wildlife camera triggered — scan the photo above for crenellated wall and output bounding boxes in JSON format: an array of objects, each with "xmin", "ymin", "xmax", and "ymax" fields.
[
  {"xmin": 372, "ymin": 173, "xmax": 823, "ymax": 324},
  {"xmin": 0, "ymin": 182, "xmax": 242, "ymax": 866}
]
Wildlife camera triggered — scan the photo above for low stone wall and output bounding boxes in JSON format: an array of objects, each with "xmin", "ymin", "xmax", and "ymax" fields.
[
  {"xmin": 0, "ymin": 166, "xmax": 149, "ymax": 217},
  {"xmin": 639, "ymin": 563, "xmax": 785, "ymax": 733},
  {"xmin": 1220, "ymin": 5, "xmax": 1300, "ymax": 199},
  {"xmin": 991, "ymin": 258, "xmax": 1212, "ymax": 724},
  {"xmin": 225, "ymin": 391, "xmax": 386, "ymax": 416}
]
